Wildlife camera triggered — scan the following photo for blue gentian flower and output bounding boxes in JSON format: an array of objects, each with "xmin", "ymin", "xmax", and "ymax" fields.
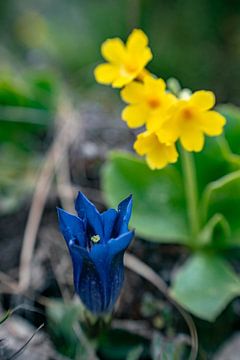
[{"xmin": 57, "ymin": 192, "xmax": 134, "ymax": 314}]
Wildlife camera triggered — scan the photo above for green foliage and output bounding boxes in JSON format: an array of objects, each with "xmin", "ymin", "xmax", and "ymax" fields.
[
  {"xmin": 201, "ymin": 170, "xmax": 240, "ymax": 247},
  {"xmin": 102, "ymin": 151, "xmax": 188, "ymax": 244},
  {"xmin": 171, "ymin": 254, "xmax": 240, "ymax": 321},
  {"xmin": 47, "ymin": 300, "xmax": 84, "ymax": 359},
  {"xmin": 0, "ymin": 70, "xmax": 58, "ymax": 150},
  {"xmin": 47, "ymin": 300, "xmax": 149, "ymax": 360},
  {"xmin": 0, "ymin": 70, "xmax": 59, "ymax": 214},
  {"xmin": 0, "ymin": 309, "xmax": 11, "ymax": 324},
  {"xmin": 98, "ymin": 329, "xmax": 149, "ymax": 360},
  {"xmin": 218, "ymin": 104, "xmax": 240, "ymax": 156},
  {"xmin": 197, "ymin": 213, "xmax": 231, "ymax": 249},
  {"xmin": 101, "ymin": 137, "xmax": 235, "ymax": 247},
  {"xmin": 101, "ymin": 104, "xmax": 240, "ymax": 321},
  {"xmin": 3, "ymin": 0, "xmax": 240, "ymax": 102}
]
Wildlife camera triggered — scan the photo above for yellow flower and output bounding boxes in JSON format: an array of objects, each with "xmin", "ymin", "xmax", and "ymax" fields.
[
  {"xmin": 134, "ymin": 130, "xmax": 179, "ymax": 170},
  {"xmin": 157, "ymin": 90, "xmax": 226, "ymax": 152},
  {"xmin": 94, "ymin": 29, "xmax": 152, "ymax": 88},
  {"xmin": 121, "ymin": 76, "xmax": 177, "ymax": 129}
]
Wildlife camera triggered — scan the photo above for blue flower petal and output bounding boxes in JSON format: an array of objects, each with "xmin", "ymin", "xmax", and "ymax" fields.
[
  {"xmin": 67, "ymin": 243, "xmax": 87, "ymax": 294},
  {"xmin": 108, "ymin": 230, "xmax": 134, "ymax": 257},
  {"xmin": 106, "ymin": 231, "xmax": 134, "ymax": 311},
  {"xmin": 101, "ymin": 208, "xmax": 118, "ymax": 240},
  {"xmin": 116, "ymin": 195, "xmax": 133, "ymax": 235},
  {"xmin": 108, "ymin": 251, "xmax": 125, "ymax": 311},
  {"xmin": 77, "ymin": 257, "xmax": 103, "ymax": 313},
  {"xmin": 57, "ymin": 207, "xmax": 86, "ymax": 247},
  {"xmin": 57, "ymin": 192, "xmax": 134, "ymax": 314},
  {"xmin": 89, "ymin": 244, "xmax": 110, "ymax": 311},
  {"xmin": 89, "ymin": 241, "xmax": 131, "ymax": 313},
  {"xmin": 75, "ymin": 192, "xmax": 104, "ymax": 240},
  {"xmin": 73, "ymin": 245, "xmax": 104, "ymax": 313}
]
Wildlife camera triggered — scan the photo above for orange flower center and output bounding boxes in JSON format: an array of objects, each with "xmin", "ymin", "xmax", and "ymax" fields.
[
  {"xmin": 124, "ymin": 64, "xmax": 137, "ymax": 73},
  {"xmin": 182, "ymin": 107, "xmax": 194, "ymax": 120},
  {"xmin": 148, "ymin": 98, "xmax": 161, "ymax": 109}
]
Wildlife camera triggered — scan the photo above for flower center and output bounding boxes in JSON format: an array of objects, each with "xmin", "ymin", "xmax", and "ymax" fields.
[
  {"xmin": 91, "ymin": 234, "xmax": 101, "ymax": 243},
  {"xmin": 148, "ymin": 98, "xmax": 161, "ymax": 109},
  {"xmin": 124, "ymin": 63, "xmax": 137, "ymax": 74},
  {"xmin": 182, "ymin": 107, "xmax": 194, "ymax": 120}
]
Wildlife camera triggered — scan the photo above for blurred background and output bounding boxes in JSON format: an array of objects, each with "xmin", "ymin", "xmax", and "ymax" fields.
[
  {"xmin": 1, "ymin": 0, "xmax": 240, "ymax": 98},
  {"xmin": 1, "ymin": 0, "xmax": 240, "ymax": 359}
]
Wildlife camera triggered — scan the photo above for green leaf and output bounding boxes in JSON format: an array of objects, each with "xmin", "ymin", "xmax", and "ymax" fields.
[
  {"xmin": 198, "ymin": 213, "xmax": 231, "ymax": 248},
  {"xmin": 170, "ymin": 254, "xmax": 240, "ymax": 321},
  {"xmin": 98, "ymin": 329, "xmax": 148, "ymax": 360},
  {"xmin": 201, "ymin": 170, "xmax": 240, "ymax": 246},
  {"xmin": 194, "ymin": 136, "xmax": 232, "ymax": 194},
  {"xmin": 46, "ymin": 299, "xmax": 83, "ymax": 358},
  {"xmin": 0, "ymin": 310, "xmax": 11, "ymax": 324},
  {"xmin": 0, "ymin": 71, "xmax": 58, "ymax": 149},
  {"xmin": 194, "ymin": 105, "xmax": 240, "ymax": 247},
  {"xmin": 101, "ymin": 151, "xmax": 188, "ymax": 243},
  {"xmin": 217, "ymin": 104, "xmax": 240, "ymax": 156}
]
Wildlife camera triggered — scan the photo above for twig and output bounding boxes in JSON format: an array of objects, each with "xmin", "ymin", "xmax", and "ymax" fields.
[
  {"xmin": 124, "ymin": 253, "xmax": 198, "ymax": 360},
  {"xmin": 18, "ymin": 101, "xmax": 80, "ymax": 292},
  {"xmin": 0, "ymin": 272, "xmax": 19, "ymax": 293},
  {"xmin": 5, "ymin": 323, "xmax": 44, "ymax": 360},
  {"xmin": 55, "ymin": 156, "xmax": 75, "ymax": 213},
  {"xmin": 54, "ymin": 110, "xmax": 76, "ymax": 213}
]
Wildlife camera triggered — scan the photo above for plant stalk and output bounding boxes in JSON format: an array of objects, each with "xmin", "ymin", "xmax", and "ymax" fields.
[{"xmin": 181, "ymin": 149, "xmax": 200, "ymax": 244}]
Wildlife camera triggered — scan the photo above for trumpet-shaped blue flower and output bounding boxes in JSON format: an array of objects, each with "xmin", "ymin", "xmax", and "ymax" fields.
[{"xmin": 57, "ymin": 192, "xmax": 134, "ymax": 314}]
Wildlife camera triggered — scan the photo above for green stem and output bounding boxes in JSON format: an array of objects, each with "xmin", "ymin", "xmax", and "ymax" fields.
[{"xmin": 181, "ymin": 149, "xmax": 200, "ymax": 243}]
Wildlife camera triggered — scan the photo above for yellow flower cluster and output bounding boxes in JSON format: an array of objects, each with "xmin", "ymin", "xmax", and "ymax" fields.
[
  {"xmin": 94, "ymin": 29, "xmax": 226, "ymax": 170},
  {"xmin": 94, "ymin": 29, "xmax": 152, "ymax": 88}
]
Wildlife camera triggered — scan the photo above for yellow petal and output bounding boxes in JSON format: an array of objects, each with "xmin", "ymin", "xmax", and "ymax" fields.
[
  {"xmin": 121, "ymin": 81, "xmax": 145, "ymax": 104},
  {"xmin": 134, "ymin": 131, "xmax": 154, "ymax": 155},
  {"xmin": 146, "ymin": 151, "xmax": 167, "ymax": 170},
  {"xmin": 144, "ymin": 76, "xmax": 166, "ymax": 93},
  {"xmin": 156, "ymin": 115, "xmax": 180, "ymax": 145},
  {"xmin": 112, "ymin": 74, "xmax": 135, "ymax": 88},
  {"xmin": 147, "ymin": 143, "xmax": 178, "ymax": 169},
  {"xmin": 134, "ymin": 132, "xmax": 178, "ymax": 169},
  {"xmin": 165, "ymin": 144, "xmax": 179, "ymax": 163},
  {"xmin": 146, "ymin": 115, "xmax": 163, "ymax": 131},
  {"xmin": 122, "ymin": 104, "xmax": 149, "ymax": 128},
  {"xmin": 190, "ymin": 90, "xmax": 215, "ymax": 110},
  {"xmin": 94, "ymin": 63, "xmax": 118, "ymax": 84},
  {"xmin": 138, "ymin": 47, "xmax": 153, "ymax": 66},
  {"xmin": 180, "ymin": 129, "xmax": 204, "ymax": 152},
  {"xmin": 136, "ymin": 68, "xmax": 152, "ymax": 81},
  {"xmin": 123, "ymin": 49, "xmax": 152, "ymax": 77},
  {"xmin": 127, "ymin": 29, "xmax": 148, "ymax": 51},
  {"xmin": 101, "ymin": 38, "xmax": 126, "ymax": 64},
  {"xmin": 200, "ymin": 111, "xmax": 226, "ymax": 136},
  {"xmin": 146, "ymin": 113, "xmax": 169, "ymax": 132}
]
